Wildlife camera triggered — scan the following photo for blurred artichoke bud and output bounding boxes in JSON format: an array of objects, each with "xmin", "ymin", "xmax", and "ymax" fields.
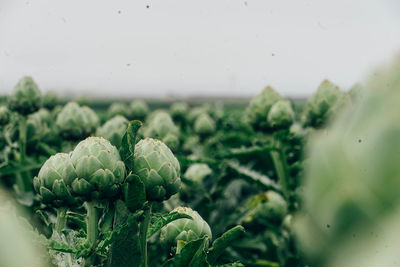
[
  {"xmin": 144, "ymin": 111, "xmax": 180, "ymax": 149},
  {"xmin": 96, "ymin": 115, "xmax": 129, "ymax": 148},
  {"xmin": 187, "ymin": 106, "xmax": 208, "ymax": 123},
  {"xmin": 245, "ymin": 86, "xmax": 282, "ymax": 130},
  {"xmin": 75, "ymin": 95, "xmax": 90, "ymax": 106},
  {"xmin": 8, "ymin": 76, "xmax": 41, "ymax": 115},
  {"xmin": 33, "ymin": 153, "xmax": 77, "ymax": 207},
  {"xmin": 134, "ymin": 137, "xmax": 181, "ymax": 202},
  {"xmin": 0, "ymin": 106, "xmax": 11, "ymax": 126},
  {"xmin": 26, "ymin": 112, "xmax": 44, "ymax": 142},
  {"xmin": 295, "ymin": 57, "xmax": 400, "ymax": 266},
  {"xmin": 184, "ymin": 163, "xmax": 212, "ymax": 184},
  {"xmin": 69, "ymin": 137, "xmax": 125, "ymax": 199},
  {"xmin": 170, "ymin": 102, "xmax": 189, "ymax": 120},
  {"xmin": 163, "ymin": 133, "xmax": 180, "ymax": 152},
  {"xmin": 42, "ymin": 90, "xmax": 59, "ymax": 110},
  {"xmin": 194, "ymin": 113, "xmax": 216, "ymax": 136},
  {"xmin": 36, "ymin": 108, "xmax": 52, "ymax": 125},
  {"xmin": 267, "ymin": 100, "xmax": 294, "ymax": 129},
  {"xmin": 108, "ymin": 102, "xmax": 129, "ymax": 118},
  {"xmin": 302, "ymin": 80, "xmax": 346, "ymax": 128},
  {"xmin": 130, "ymin": 100, "xmax": 149, "ymax": 121},
  {"xmin": 160, "ymin": 206, "xmax": 212, "ymax": 245},
  {"xmin": 56, "ymin": 102, "xmax": 99, "ymax": 140}
]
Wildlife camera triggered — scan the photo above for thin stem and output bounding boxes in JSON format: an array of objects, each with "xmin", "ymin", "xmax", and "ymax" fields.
[
  {"xmin": 17, "ymin": 116, "xmax": 32, "ymax": 192},
  {"xmin": 140, "ymin": 203, "xmax": 152, "ymax": 267},
  {"xmin": 55, "ymin": 207, "xmax": 68, "ymax": 234},
  {"xmin": 84, "ymin": 201, "xmax": 99, "ymax": 267},
  {"xmin": 270, "ymin": 140, "xmax": 290, "ymax": 200}
]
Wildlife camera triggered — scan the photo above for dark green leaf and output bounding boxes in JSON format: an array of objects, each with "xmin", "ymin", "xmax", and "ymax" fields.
[
  {"xmin": 120, "ymin": 120, "xmax": 142, "ymax": 172},
  {"xmin": 163, "ymin": 238, "xmax": 209, "ymax": 267},
  {"xmin": 147, "ymin": 212, "xmax": 193, "ymax": 239},
  {"xmin": 123, "ymin": 174, "xmax": 146, "ymax": 213}
]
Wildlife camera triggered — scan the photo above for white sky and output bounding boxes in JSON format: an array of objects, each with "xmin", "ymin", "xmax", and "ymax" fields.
[{"xmin": 1, "ymin": 0, "xmax": 400, "ymax": 98}]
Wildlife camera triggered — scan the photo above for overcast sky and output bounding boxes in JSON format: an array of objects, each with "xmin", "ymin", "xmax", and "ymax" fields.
[{"xmin": 1, "ymin": 0, "xmax": 400, "ymax": 98}]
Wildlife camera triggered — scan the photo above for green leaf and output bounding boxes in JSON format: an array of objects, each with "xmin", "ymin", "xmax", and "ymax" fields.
[
  {"xmin": 207, "ymin": 225, "xmax": 245, "ymax": 265},
  {"xmin": 123, "ymin": 174, "xmax": 146, "ymax": 213},
  {"xmin": 147, "ymin": 211, "xmax": 193, "ymax": 239},
  {"xmin": 107, "ymin": 200, "xmax": 143, "ymax": 267},
  {"xmin": 48, "ymin": 239, "xmax": 77, "ymax": 254},
  {"xmin": 163, "ymin": 238, "xmax": 210, "ymax": 267},
  {"xmin": 120, "ymin": 120, "xmax": 142, "ymax": 172}
]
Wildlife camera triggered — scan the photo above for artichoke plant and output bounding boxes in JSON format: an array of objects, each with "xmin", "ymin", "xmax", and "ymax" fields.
[
  {"xmin": 144, "ymin": 110, "xmax": 180, "ymax": 149},
  {"xmin": 0, "ymin": 106, "xmax": 10, "ymax": 126},
  {"xmin": 96, "ymin": 115, "xmax": 129, "ymax": 148},
  {"xmin": 55, "ymin": 102, "xmax": 99, "ymax": 140},
  {"xmin": 267, "ymin": 100, "xmax": 295, "ymax": 129},
  {"xmin": 33, "ymin": 153, "xmax": 77, "ymax": 207},
  {"xmin": 108, "ymin": 102, "xmax": 129, "ymax": 118},
  {"xmin": 160, "ymin": 206, "xmax": 212, "ymax": 245},
  {"xmin": 184, "ymin": 163, "xmax": 212, "ymax": 185},
  {"xmin": 134, "ymin": 137, "xmax": 181, "ymax": 202},
  {"xmin": 42, "ymin": 90, "xmax": 59, "ymax": 110},
  {"xmin": 295, "ymin": 57, "xmax": 400, "ymax": 266},
  {"xmin": 170, "ymin": 102, "xmax": 189, "ymax": 121},
  {"xmin": 69, "ymin": 137, "xmax": 125, "ymax": 200},
  {"xmin": 8, "ymin": 76, "xmax": 42, "ymax": 115},
  {"xmin": 302, "ymin": 80, "xmax": 347, "ymax": 128},
  {"xmin": 194, "ymin": 113, "xmax": 216, "ymax": 136},
  {"xmin": 245, "ymin": 86, "xmax": 282, "ymax": 130},
  {"xmin": 130, "ymin": 100, "xmax": 149, "ymax": 121}
]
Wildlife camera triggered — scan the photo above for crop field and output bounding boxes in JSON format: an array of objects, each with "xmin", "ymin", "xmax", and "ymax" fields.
[{"xmin": 0, "ymin": 56, "xmax": 399, "ymax": 267}]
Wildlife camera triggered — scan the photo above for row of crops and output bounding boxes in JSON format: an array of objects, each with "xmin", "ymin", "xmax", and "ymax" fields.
[{"xmin": 0, "ymin": 56, "xmax": 398, "ymax": 267}]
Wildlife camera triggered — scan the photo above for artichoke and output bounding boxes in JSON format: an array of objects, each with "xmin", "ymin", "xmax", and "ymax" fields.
[
  {"xmin": 295, "ymin": 57, "xmax": 400, "ymax": 266},
  {"xmin": 267, "ymin": 100, "xmax": 294, "ymax": 129},
  {"xmin": 245, "ymin": 86, "xmax": 282, "ymax": 130},
  {"xmin": 0, "ymin": 106, "xmax": 10, "ymax": 126},
  {"xmin": 56, "ymin": 102, "xmax": 99, "ymax": 140},
  {"xmin": 42, "ymin": 90, "xmax": 59, "ymax": 110},
  {"xmin": 184, "ymin": 163, "xmax": 212, "ymax": 185},
  {"xmin": 33, "ymin": 153, "xmax": 77, "ymax": 206},
  {"xmin": 194, "ymin": 113, "xmax": 216, "ymax": 136},
  {"xmin": 8, "ymin": 76, "xmax": 42, "ymax": 115},
  {"xmin": 160, "ymin": 206, "xmax": 212, "ymax": 245},
  {"xmin": 36, "ymin": 108, "xmax": 52, "ymax": 125},
  {"xmin": 108, "ymin": 102, "xmax": 129, "ymax": 118},
  {"xmin": 170, "ymin": 102, "xmax": 189, "ymax": 121},
  {"xmin": 144, "ymin": 110, "xmax": 180, "ymax": 149},
  {"xmin": 302, "ymin": 80, "xmax": 347, "ymax": 128},
  {"xmin": 130, "ymin": 100, "xmax": 149, "ymax": 121},
  {"xmin": 69, "ymin": 137, "xmax": 126, "ymax": 199},
  {"xmin": 26, "ymin": 112, "xmax": 45, "ymax": 143},
  {"xmin": 96, "ymin": 115, "xmax": 129, "ymax": 148},
  {"xmin": 134, "ymin": 137, "xmax": 181, "ymax": 202}
]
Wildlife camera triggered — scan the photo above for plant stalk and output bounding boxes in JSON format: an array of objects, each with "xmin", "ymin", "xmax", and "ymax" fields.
[
  {"xmin": 84, "ymin": 201, "xmax": 99, "ymax": 267},
  {"xmin": 270, "ymin": 140, "xmax": 290, "ymax": 200},
  {"xmin": 140, "ymin": 203, "xmax": 152, "ymax": 267},
  {"xmin": 17, "ymin": 116, "xmax": 31, "ymax": 192},
  {"xmin": 55, "ymin": 207, "xmax": 68, "ymax": 234}
]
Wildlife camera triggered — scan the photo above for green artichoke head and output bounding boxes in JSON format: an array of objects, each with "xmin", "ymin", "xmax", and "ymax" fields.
[
  {"xmin": 194, "ymin": 113, "xmax": 216, "ymax": 136},
  {"xmin": 134, "ymin": 137, "xmax": 181, "ymax": 202},
  {"xmin": 267, "ymin": 100, "xmax": 295, "ymax": 129},
  {"xmin": 245, "ymin": 86, "xmax": 282, "ymax": 130},
  {"xmin": 33, "ymin": 153, "xmax": 78, "ymax": 207},
  {"xmin": 184, "ymin": 163, "xmax": 212, "ymax": 184},
  {"xmin": 130, "ymin": 100, "xmax": 149, "ymax": 121},
  {"xmin": 36, "ymin": 108, "xmax": 52, "ymax": 125},
  {"xmin": 8, "ymin": 76, "xmax": 42, "ymax": 115},
  {"xmin": 26, "ymin": 112, "xmax": 45, "ymax": 142},
  {"xmin": 144, "ymin": 110, "xmax": 180, "ymax": 149},
  {"xmin": 108, "ymin": 102, "xmax": 129, "ymax": 118},
  {"xmin": 96, "ymin": 115, "xmax": 129, "ymax": 148},
  {"xmin": 42, "ymin": 90, "xmax": 59, "ymax": 110},
  {"xmin": 0, "ymin": 106, "xmax": 11, "ymax": 126},
  {"xmin": 69, "ymin": 137, "xmax": 126, "ymax": 199},
  {"xmin": 56, "ymin": 102, "xmax": 99, "ymax": 140},
  {"xmin": 170, "ymin": 102, "xmax": 189, "ymax": 120},
  {"xmin": 160, "ymin": 206, "xmax": 212, "ymax": 245}
]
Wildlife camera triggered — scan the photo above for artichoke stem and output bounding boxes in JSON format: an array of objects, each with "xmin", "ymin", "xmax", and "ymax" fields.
[
  {"xmin": 140, "ymin": 203, "xmax": 152, "ymax": 267},
  {"xmin": 55, "ymin": 207, "xmax": 68, "ymax": 234},
  {"xmin": 17, "ymin": 116, "xmax": 31, "ymax": 192},
  {"xmin": 86, "ymin": 201, "xmax": 99, "ymax": 247},
  {"xmin": 270, "ymin": 140, "xmax": 290, "ymax": 200}
]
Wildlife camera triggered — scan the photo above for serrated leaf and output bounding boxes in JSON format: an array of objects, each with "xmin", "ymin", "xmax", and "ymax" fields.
[
  {"xmin": 120, "ymin": 120, "xmax": 142, "ymax": 172},
  {"xmin": 163, "ymin": 238, "xmax": 209, "ymax": 267},
  {"xmin": 147, "ymin": 212, "xmax": 193, "ymax": 239},
  {"xmin": 48, "ymin": 239, "xmax": 77, "ymax": 254},
  {"xmin": 207, "ymin": 225, "xmax": 245, "ymax": 264},
  {"xmin": 123, "ymin": 174, "xmax": 146, "ymax": 213}
]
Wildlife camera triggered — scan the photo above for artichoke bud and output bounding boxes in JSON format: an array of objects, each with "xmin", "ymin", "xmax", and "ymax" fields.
[
  {"xmin": 144, "ymin": 111, "xmax": 180, "ymax": 150},
  {"xmin": 134, "ymin": 137, "xmax": 181, "ymax": 202},
  {"xmin": 8, "ymin": 76, "xmax": 42, "ymax": 115},
  {"xmin": 160, "ymin": 206, "xmax": 212, "ymax": 246},
  {"xmin": 70, "ymin": 137, "xmax": 126, "ymax": 200},
  {"xmin": 245, "ymin": 86, "xmax": 282, "ymax": 130},
  {"xmin": 108, "ymin": 102, "xmax": 129, "ymax": 118},
  {"xmin": 162, "ymin": 133, "xmax": 179, "ymax": 151},
  {"xmin": 0, "ymin": 106, "xmax": 11, "ymax": 126},
  {"xmin": 194, "ymin": 113, "xmax": 216, "ymax": 136},
  {"xmin": 170, "ymin": 102, "xmax": 189, "ymax": 120},
  {"xmin": 244, "ymin": 191, "xmax": 287, "ymax": 225},
  {"xmin": 42, "ymin": 90, "xmax": 59, "ymax": 110},
  {"xmin": 96, "ymin": 115, "xmax": 129, "ymax": 148},
  {"xmin": 184, "ymin": 163, "xmax": 212, "ymax": 185},
  {"xmin": 267, "ymin": 100, "xmax": 294, "ymax": 129},
  {"xmin": 130, "ymin": 100, "xmax": 149, "ymax": 121}
]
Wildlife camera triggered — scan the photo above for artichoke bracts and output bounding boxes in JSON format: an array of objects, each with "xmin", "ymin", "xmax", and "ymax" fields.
[
  {"xmin": 160, "ymin": 206, "xmax": 212, "ymax": 245},
  {"xmin": 144, "ymin": 111, "xmax": 180, "ymax": 150},
  {"xmin": 69, "ymin": 137, "xmax": 125, "ymax": 200},
  {"xmin": 108, "ymin": 102, "xmax": 129, "ymax": 118},
  {"xmin": 194, "ymin": 113, "xmax": 216, "ymax": 137},
  {"xmin": 134, "ymin": 137, "xmax": 181, "ymax": 202},
  {"xmin": 96, "ymin": 115, "xmax": 129, "ymax": 148},
  {"xmin": 267, "ymin": 100, "xmax": 295, "ymax": 129},
  {"xmin": 8, "ymin": 76, "xmax": 42, "ymax": 115}
]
